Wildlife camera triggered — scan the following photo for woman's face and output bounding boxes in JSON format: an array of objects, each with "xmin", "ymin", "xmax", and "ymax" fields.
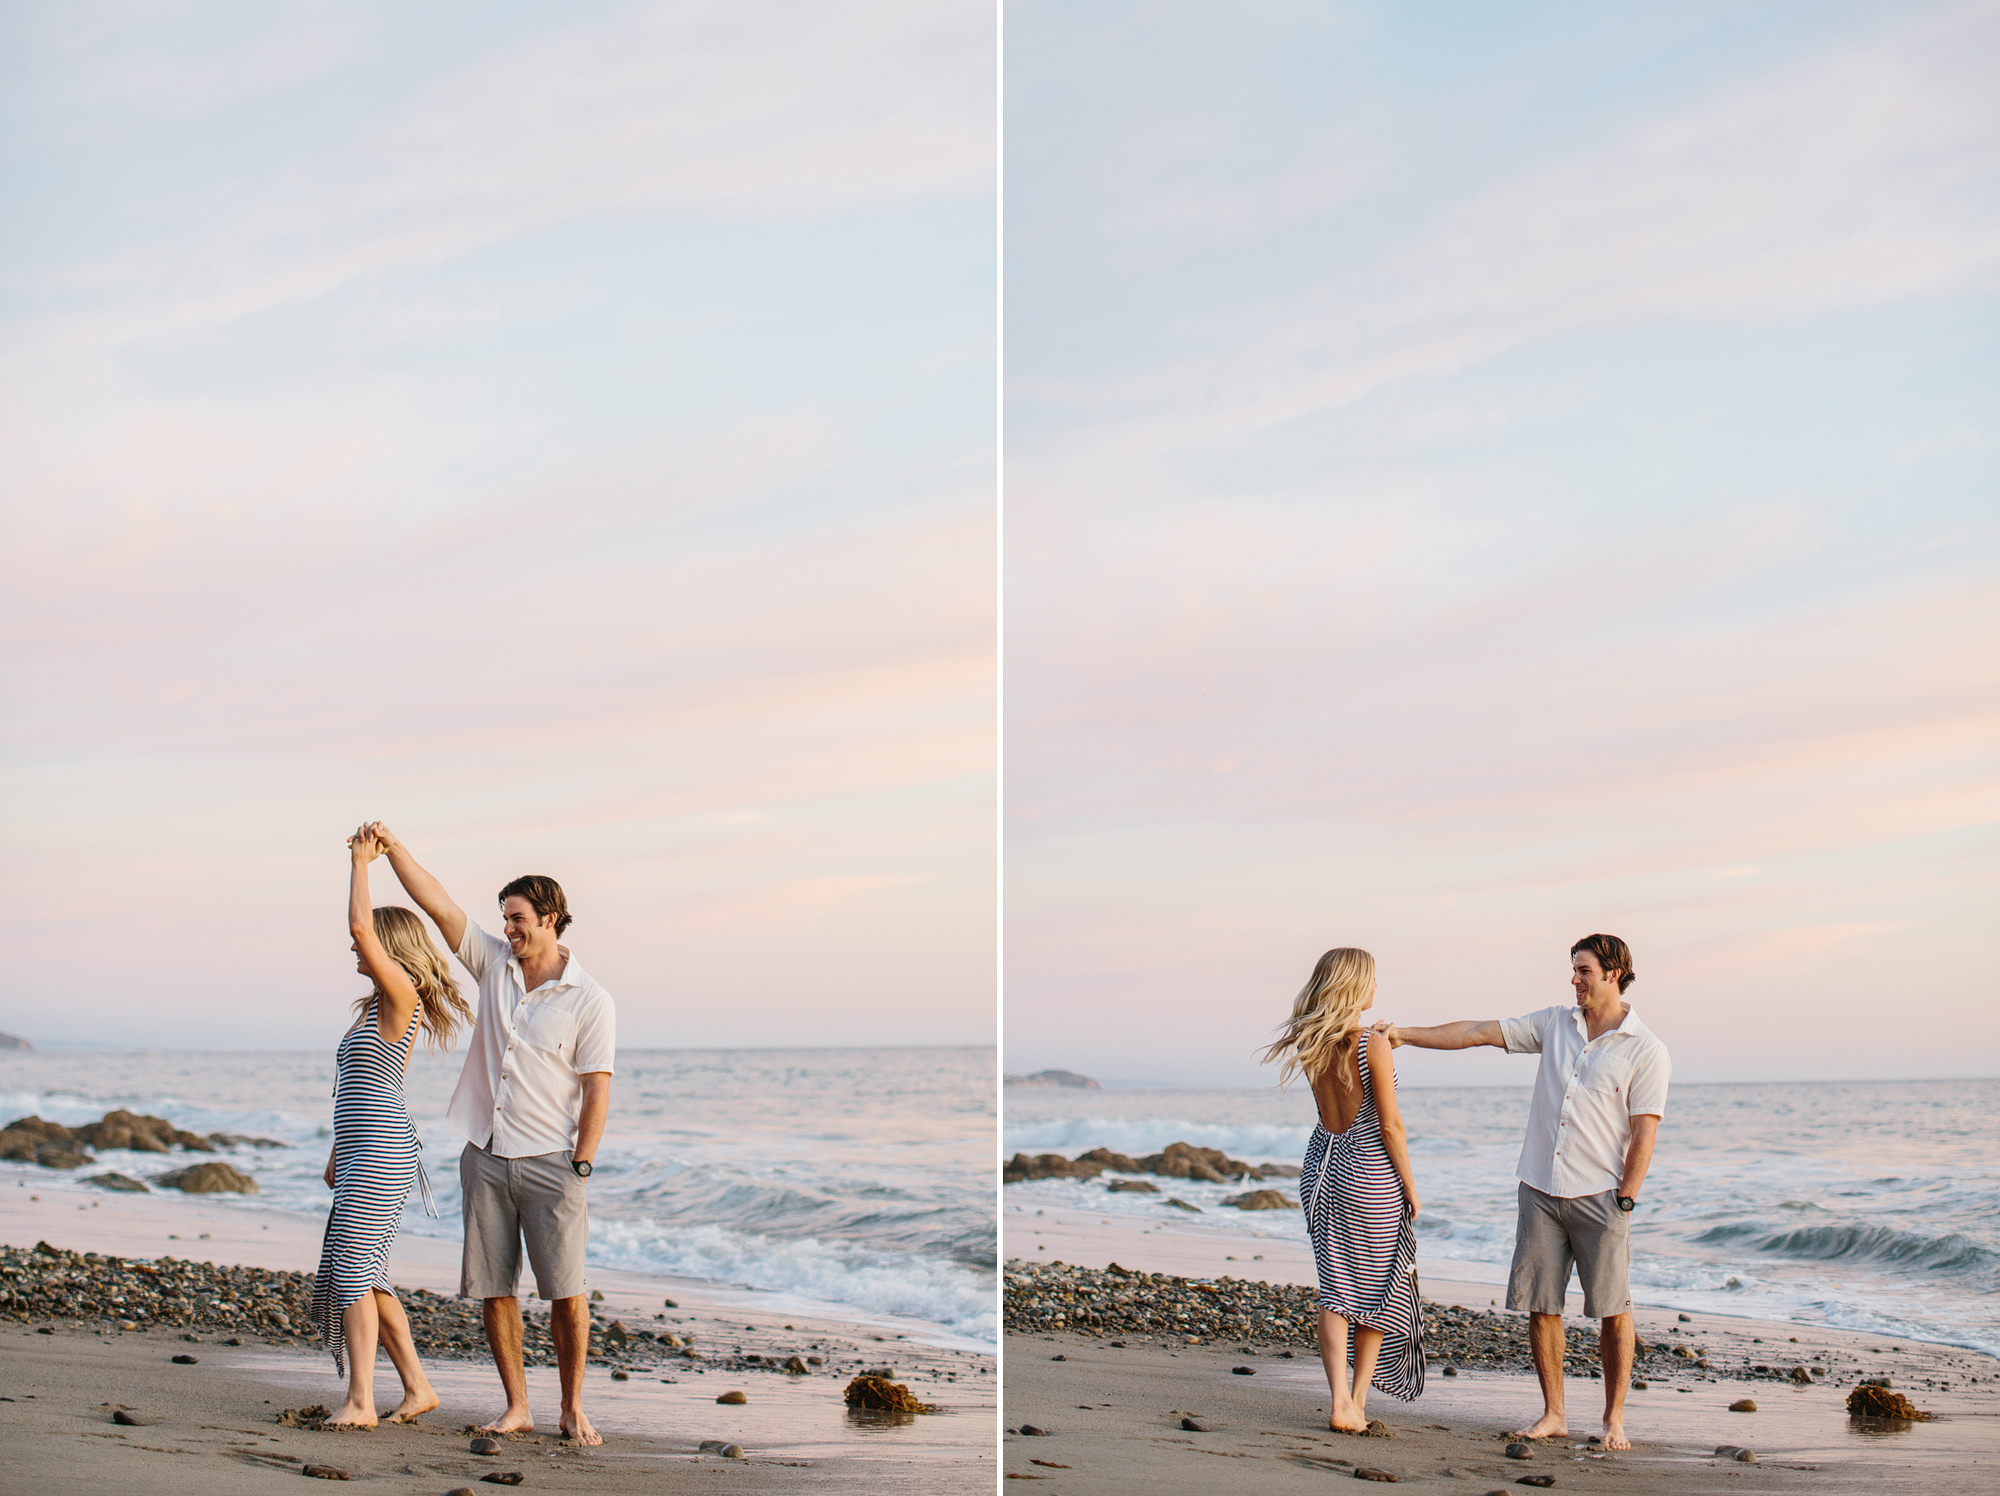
[{"xmin": 350, "ymin": 935, "xmax": 368, "ymax": 976}]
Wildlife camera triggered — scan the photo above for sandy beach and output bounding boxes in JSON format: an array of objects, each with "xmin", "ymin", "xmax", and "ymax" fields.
[
  {"xmin": 1003, "ymin": 1206, "xmax": 2000, "ymax": 1493},
  {"xmin": 2, "ymin": 1183, "xmax": 995, "ymax": 1495}
]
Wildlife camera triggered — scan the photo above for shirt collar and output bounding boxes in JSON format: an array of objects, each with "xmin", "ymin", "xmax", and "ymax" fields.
[
  {"xmin": 1571, "ymin": 1002, "xmax": 1646, "ymax": 1040},
  {"xmin": 508, "ymin": 946, "xmax": 578, "ymax": 994}
]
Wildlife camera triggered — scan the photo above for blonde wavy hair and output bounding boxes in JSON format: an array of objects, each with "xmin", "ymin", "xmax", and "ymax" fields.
[
  {"xmin": 1259, "ymin": 947, "xmax": 1377, "ymax": 1092},
  {"xmin": 352, "ymin": 906, "xmax": 473, "ymax": 1052}
]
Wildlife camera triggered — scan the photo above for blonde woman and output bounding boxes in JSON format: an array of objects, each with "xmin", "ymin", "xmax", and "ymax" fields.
[
  {"xmin": 1262, "ymin": 947, "xmax": 1425, "ymax": 1431},
  {"xmin": 312, "ymin": 831, "xmax": 472, "ymax": 1428}
]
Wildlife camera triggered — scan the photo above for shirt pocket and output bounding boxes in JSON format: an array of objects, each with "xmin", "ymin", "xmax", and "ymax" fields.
[{"xmin": 513, "ymin": 1001, "xmax": 580, "ymax": 1059}]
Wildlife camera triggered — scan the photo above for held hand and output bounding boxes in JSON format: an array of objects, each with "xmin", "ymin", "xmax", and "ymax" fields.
[
  {"xmin": 363, "ymin": 821, "xmax": 400, "ymax": 854},
  {"xmin": 347, "ymin": 832, "xmax": 381, "ymax": 863},
  {"xmin": 1371, "ymin": 1020, "xmax": 1405, "ymax": 1049}
]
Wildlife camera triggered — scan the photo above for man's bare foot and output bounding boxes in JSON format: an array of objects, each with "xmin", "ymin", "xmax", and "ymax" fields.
[
  {"xmin": 1600, "ymin": 1416, "xmax": 1630, "ymax": 1451},
  {"xmin": 385, "ymin": 1386, "xmax": 438, "ymax": 1424},
  {"xmin": 1512, "ymin": 1412, "xmax": 1568, "ymax": 1440},
  {"xmin": 325, "ymin": 1397, "xmax": 377, "ymax": 1429},
  {"xmin": 559, "ymin": 1410, "xmax": 602, "ymax": 1446},
  {"xmin": 479, "ymin": 1405, "xmax": 534, "ymax": 1435}
]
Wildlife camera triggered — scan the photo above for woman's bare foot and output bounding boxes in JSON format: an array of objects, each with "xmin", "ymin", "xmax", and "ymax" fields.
[
  {"xmin": 479, "ymin": 1404, "xmax": 534, "ymax": 1435},
  {"xmin": 326, "ymin": 1397, "xmax": 378, "ymax": 1429},
  {"xmin": 385, "ymin": 1386, "xmax": 438, "ymax": 1424},
  {"xmin": 559, "ymin": 1410, "xmax": 602, "ymax": 1446},
  {"xmin": 1329, "ymin": 1408, "xmax": 1369, "ymax": 1433},
  {"xmin": 1600, "ymin": 1415, "xmax": 1630, "ymax": 1451},
  {"xmin": 1511, "ymin": 1412, "xmax": 1568, "ymax": 1440}
]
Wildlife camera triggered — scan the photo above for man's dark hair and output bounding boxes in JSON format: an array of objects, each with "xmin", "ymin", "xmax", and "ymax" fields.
[
  {"xmin": 499, "ymin": 875, "xmax": 571, "ymax": 936},
  {"xmin": 1571, "ymin": 933, "xmax": 1635, "ymax": 992}
]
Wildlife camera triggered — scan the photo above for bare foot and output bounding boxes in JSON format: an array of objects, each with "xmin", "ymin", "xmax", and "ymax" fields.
[
  {"xmin": 386, "ymin": 1386, "xmax": 438, "ymax": 1424},
  {"xmin": 479, "ymin": 1405, "xmax": 534, "ymax": 1435},
  {"xmin": 1600, "ymin": 1416, "xmax": 1630, "ymax": 1451},
  {"xmin": 1329, "ymin": 1408, "xmax": 1369, "ymax": 1433},
  {"xmin": 560, "ymin": 1409, "xmax": 603, "ymax": 1446},
  {"xmin": 1512, "ymin": 1412, "xmax": 1568, "ymax": 1440},
  {"xmin": 325, "ymin": 1398, "xmax": 378, "ymax": 1429}
]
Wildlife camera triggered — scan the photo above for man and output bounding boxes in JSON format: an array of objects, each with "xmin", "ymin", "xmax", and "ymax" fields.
[
  {"xmin": 1381, "ymin": 934, "xmax": 1668, "ymax": 1451},
  {"xmin": 362, "ymin": 822, "xmax": 615, "ymax": 1445}
]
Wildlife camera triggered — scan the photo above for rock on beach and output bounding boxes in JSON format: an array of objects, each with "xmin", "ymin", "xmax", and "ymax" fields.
[{"xmin": 155, "ymin": 1161, "xmax": 259, "ymax": 1194}]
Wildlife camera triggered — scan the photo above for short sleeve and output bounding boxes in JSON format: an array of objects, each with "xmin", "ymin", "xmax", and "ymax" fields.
[
  {"xmin": 456, "ymin": 919, "xmax": 508, "ymax": 981},
  {"xmin": 1627, "ymin": 1041, "xmax": 1671, "ymax": 1118},
  {"xmin": 1499, "ymin": 1007, "xmax": 1552, "ymax": 1054},
  {"xmin": 572, "ymin": 989, "xmax": 616, "ymax": 1075}
]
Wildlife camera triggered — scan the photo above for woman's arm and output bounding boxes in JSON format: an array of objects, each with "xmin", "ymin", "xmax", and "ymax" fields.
[
  {"xmin": 1367, "ymin": 1029, "xmax": 1420, "ymax": 1219},
  {"xmin": 349, "ymin": 836, "xmax": 420, "ymax": 1044}
]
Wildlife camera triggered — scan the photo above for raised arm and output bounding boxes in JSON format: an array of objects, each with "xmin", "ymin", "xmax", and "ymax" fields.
[
  {"xmin": 1380, "ymin": 1018, "xmax": 1505, "ymax": 1050},
  {"xmin": 362, "ymin": 821, "xmax": 466, "ymax": 954},
  {"xmin": 348, "ymin": 836, "xmax": 419, "ymax": 1044},
  {"xmin": 1366, "ymin": 1029, "xmax": 1419, "ymax": 1219}
]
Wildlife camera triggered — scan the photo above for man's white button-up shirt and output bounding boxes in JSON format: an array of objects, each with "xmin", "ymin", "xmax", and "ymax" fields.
[
  {"xmin": 1500, "ymin": 1003, "xmax": 1670, "ymax": 1199},
  {"xmin": 445, "ymin": 920, "xmax": 616, "ymax": 1159}
]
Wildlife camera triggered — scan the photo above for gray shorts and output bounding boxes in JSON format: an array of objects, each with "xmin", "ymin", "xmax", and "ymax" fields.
[
  {"xmin": 459, "ymin": 1142, "xmax": 589, "ymax": 1302},
  {"xmin": 1506, "ymin": 1182, "xmax": 1631, "ymax": 1319}
]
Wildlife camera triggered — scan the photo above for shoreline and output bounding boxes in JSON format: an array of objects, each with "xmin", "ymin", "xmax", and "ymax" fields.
[
  {"xmin": 2, "ymin": 1184, "xmax": 995, "ymax": 1495},
  {"xmin": 999, "ymin": 1212, "xmax": 2000, "ymax": 1493}
]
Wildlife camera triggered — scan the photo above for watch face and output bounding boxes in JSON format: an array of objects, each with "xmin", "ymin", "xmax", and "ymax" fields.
[{"xmin": 574, "ymin": 1161, "xmax": 592, "ymax": 1177}]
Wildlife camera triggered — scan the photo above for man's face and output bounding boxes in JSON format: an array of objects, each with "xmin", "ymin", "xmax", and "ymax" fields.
[
  {"xmin": 1571, "ymin": 951, "xmax": 1617, "ymax": 1002},
  {"xmin": 502, "ymin": 896, "xmax": 557, "ymax": 959}
]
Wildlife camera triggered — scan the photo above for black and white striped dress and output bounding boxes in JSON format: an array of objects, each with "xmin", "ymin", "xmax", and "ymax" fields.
[
  {"xmin": 1300, "ymin": 1036, "xmax": 1425, "ymax": 1401},
  {"xmin": 311, "ymin": 1000, "xmax": 434, "ymax": 1374}
]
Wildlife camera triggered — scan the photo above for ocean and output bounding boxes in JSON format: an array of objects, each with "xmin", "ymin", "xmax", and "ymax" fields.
[
  {"xmin": 1, "ymin": 1045, "xmax": 996, "ymax": 1348},
  {"xmin": 1004, "ymin": 1077, "xmax": 2000, "ymax": 1358}
]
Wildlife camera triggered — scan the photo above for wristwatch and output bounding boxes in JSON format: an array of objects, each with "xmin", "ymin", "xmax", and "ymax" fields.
[
  {"xmin": 1616, "ymin": 1195, "xmax": 1636, "ymax": 1213},
  {"xmin": 571, "ymin": 1159, "xmax": 593, "ymax": 1178}
]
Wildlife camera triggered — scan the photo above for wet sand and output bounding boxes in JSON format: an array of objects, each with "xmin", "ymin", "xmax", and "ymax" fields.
[
  {"xmin": 2, "ymin": 1183, "xmax": 995, "ymax": 1495},
  {"xmin": 1003, "ymin": 1207, "xmax": 2000, "ymax": 1493}
]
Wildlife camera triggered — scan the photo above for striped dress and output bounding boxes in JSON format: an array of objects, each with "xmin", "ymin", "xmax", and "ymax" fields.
[
  {"xmin": 311, "ymin": 1000, "xmax": 435, "ymax": 1374},
  {"xmin": 1300, "ymin": 1036, "xmax": 1425, "ymax": 1401}
]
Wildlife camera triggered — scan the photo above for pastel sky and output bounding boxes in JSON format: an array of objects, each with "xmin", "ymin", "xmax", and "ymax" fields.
[
  {"xmin": 1, "ymin": 2, "xmax": 995, "ymax": 1049},
  {"xmin": 1005, "ymin": 1, "xmax": 1999, "ymax": 1086}
]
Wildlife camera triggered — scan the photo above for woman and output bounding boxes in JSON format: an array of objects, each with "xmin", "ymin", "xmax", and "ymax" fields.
[
  {"xmin": 1261, "ymin": 947, "xmax": 1424, "ymax": 1431},
  {"xmin": 312, "ymin": 830, "xmax": 472, "ymax": 1427}
]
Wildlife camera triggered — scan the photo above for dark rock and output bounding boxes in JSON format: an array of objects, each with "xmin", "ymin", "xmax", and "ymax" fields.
[
  {"xmin": 1231, "ymin": 1365, "xmax": 1255, "ymax": 1375},
  {"xmin": 479, "ymin": 1475, "xmax": 524, "ymax": 1487},
  {"xmin": 172, "ymin": 1354, "xmax": 199, "ymax": 1364},
  {"xmin": 72, "ymin": 1110, "xmax": 214, "ymax": 1154},
  {"xmin": 469, "ymin": 1437, "xmax": 502, "ymax": 1453},
  {"xmin": 1179, "ymin": 1417, "xmax": 1208, "ymax": 1432},
  {"xmin": 1, "ymin": 1116, "xmax": 77, "ymax": 1151},
  {"xmin": 589, "ymin": 1290, "xmax": 604, "ymax": 1301},
  {"xmin": 603, "ymin": 1320, "xmax": 630, "ymax": 1347},
  {"xmin": 1004, "ymin": 1152, "xmax": 1106, "ymax": 1183},
  {"xmin": 1678, "ymin": 1313, "xmax": 1692, "ymax": 1322},
  {"xmin": 1728, "ymin": 1399, "xmax": 1756, "ymax": 1412},
  {"xmin": 1076, "ymin": 1148, "xmax": 1142, "ymax": 1172},
  {"xmin": 1352, "ymin": 1469, "xmax": 1397, "ymax": 1482},
  {"xmin": 1219, "ymin": 1190, "xmax": 1297, "ymax": 1210},
  {"xmin": 111, "ymin": 1410, "xmax": 146, "ymax": 1426},
  {"xmin": 1136, "ymin": 1141, "xmax": 1260, "ymax": 1184},
  {"xmin": 1788, "ymin": 1366, "xmax": 1812, "ymax": 1384},
  {"xmin": 1516, "ymin": 1478, "xmax": 1555, "ymax": 1489},
  {"xmin": 662, "ymin": 1298, "xmax": 678, "ymax": 1308},
  {"xmin": 1162, "ymin": 1198, "xmax": 1202, "ymax": 1212},
  {"xmin": 34, "ymin": 1144, "xmax": 93, "ymax": 1170},
  {"xmin": 611, "ymin": 1370, "xmax": 630, "ymax": 1380},
  {"xmin": 1021, "ymin": 1423, "xmax": 1052, "ymax": 1436},
  {"xmin": 84, "ymin": 1173, "xmax": 150, "ymax": 1193},
  {"xmin": 300, "ymin": 1467, "xmax": 351, "ymax": 1480},
  {"xmin": 156, "ymin": 1161, "xmax": 258, "ymax": 1194},
  {"xmin": 1504, "ymin": 1443, "xmax": 1533, "ymax": 1459},
  {"xmin": 783, "ymin": 1355, "xmax": 809, "ymax": 1374},
  {"xmin": 1443, "ymin": 1366, "xmax": 1457, "ymax": 1376},
  {"xmin": 716, "ymin": 1390, "xmax": 747, "ymax": 1404},
  {"xmin": 1106, "ymin": 1179, "xmax": 1159, "ymax": 1193}
]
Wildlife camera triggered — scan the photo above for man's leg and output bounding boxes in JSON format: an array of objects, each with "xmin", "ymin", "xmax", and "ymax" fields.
[
  {"xmin": 460, "ymin": 1143, "xmax": 532, "ymax": 1432},
  {"xmin": 1505, "ymin": 1183, "xmax": 1572, "ymax": 1438},
  {"xmin": 520, "ymin": 1149, "xmax": 599, "ymax": 1444},
  {"xmin": 1571, "ymin": 1189, "xmax": 1636, "ymax": 1450},
  {"xmin": 1599, "ymin": 1313, "xmax": 1635, "ymax": 1449}
]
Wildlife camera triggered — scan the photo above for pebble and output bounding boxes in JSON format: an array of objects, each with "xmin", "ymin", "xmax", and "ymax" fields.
[
  {"xmin": 611, "ymin": 1370, "xmax": 629, "ymax": 1380},
  {"xmin": 1503, "ymin": 1443, "xmax": 1532, "ymax": 1460},
  {"xmin": 1179, "ymin": 1417, "xmax": 1208, "ymax": 1432},
  {"xmin": 480, "ymin": 1475, "xmax": 524, "ymax": 1487},
  {"xmin": 111, "ymin": 1410, "xmax": 146, "ymax": 1426},
  {"xmin": 1352, "ymin": 1469, "xmax": 1397, "ymax": 1483},
  {"xmin": 1729, "ymin": 1399, "xmax": 1757, "ymax": 1412},
  {"xmin": 171, "ymin": 1354, "xmax": 198, "ymax": 1364},
  {"xmin": 1020, "ymin": 1423, "xmax": 1052, "ymax": 1435},
  {"xmin": 1713, "ymin": 1445, "xmax": 1758, "ymax": 1463},
  {"xmin": 715, "ymin": 1390, "xmax": 747, "ymax": 1404},
  {"xmin": 469, "ymin": 1437, "xmax": 502, "ymax": 1454},
  {"xmin": 1516, "ymin": 1478, "xmax": 1555, "ymax": 1489},
  {"xmin": 1231, "ymin": 1365, "xmax": 1255, "ymax": 1375},
  {"xmin": 300, "ymin": 1467, "xmax": 351, "ymax": 1481}
]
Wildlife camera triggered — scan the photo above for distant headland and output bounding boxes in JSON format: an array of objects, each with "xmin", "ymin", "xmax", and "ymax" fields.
[{"xmin": 1004, "ymin": 1069, "xmax": 1099, "ymax": 1089}]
